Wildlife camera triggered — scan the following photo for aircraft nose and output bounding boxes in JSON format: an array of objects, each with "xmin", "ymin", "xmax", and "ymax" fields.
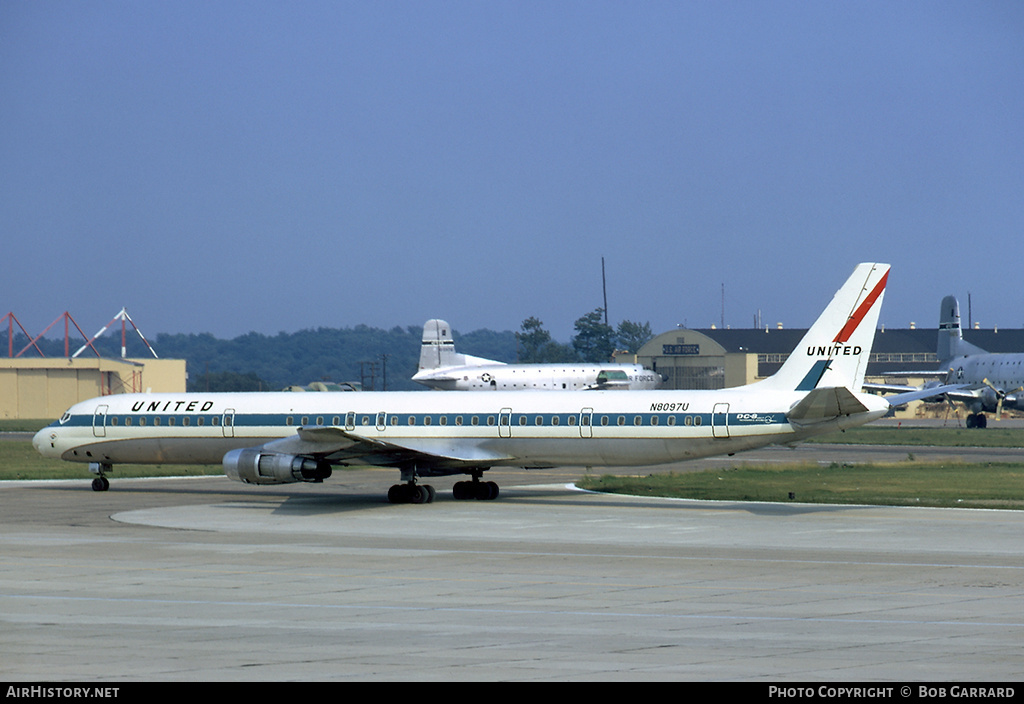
[{"xmin": 33, "ymin": 426, "xmax": 56, "ymax": 456}]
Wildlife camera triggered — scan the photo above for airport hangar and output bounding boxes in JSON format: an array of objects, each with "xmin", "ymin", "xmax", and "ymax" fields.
[
  {"xmin": 615, "ymin": 324, "xmax": 1024, "ymax": 417},
  {"xmin": 5, "ymin": 325, "xmax": 1024, "ymax": 420},
  {"xmin": 0, "ymin": 356, "xmax": 185, "ymax": 421}
]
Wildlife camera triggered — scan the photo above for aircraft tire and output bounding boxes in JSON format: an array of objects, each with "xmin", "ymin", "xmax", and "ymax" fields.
[
  {"xmin": 475, "ymin": 481, "xmax": 499, "ymax": 501},
  {"xmin": 453, "ymin": 480, "xmax": 499, "ymax": 500},
  {"xmin": 454, "ymin": 481, "xmax": 476, "ymax": 500},
  {"xmin": 91, "ymin": 477, "xmax": 109, "ymax": 492},
  {"xmin": 410, "ymin": 484, "xmax": 433, "ymax": 504},
  {"xmin": 388, "ymin": 483, "xmax": 435, "ymax": 504}
]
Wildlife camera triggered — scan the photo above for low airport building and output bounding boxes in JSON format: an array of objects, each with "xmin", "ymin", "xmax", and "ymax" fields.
[
  {"xmin": 617, "ymin": 326, "xmax": 941, "ymax": 390},
  {"xmin": 0, "ymin": 357, "xmax": 185, "ymax": 420}
]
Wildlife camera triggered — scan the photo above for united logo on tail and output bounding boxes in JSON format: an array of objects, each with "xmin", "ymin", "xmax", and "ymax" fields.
[{"xmin": 834, "ymin": 269, "xmax": 889, "ymax": 344}]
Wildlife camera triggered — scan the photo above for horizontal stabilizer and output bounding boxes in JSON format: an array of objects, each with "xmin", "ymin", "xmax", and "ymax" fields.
[
  {"xmin": 414, "ymin": 373, "xmax": 462, "ymax": 383},
  {"xmin": 787, "ymin": 387, "xmax": 869, "ymax": 422}
]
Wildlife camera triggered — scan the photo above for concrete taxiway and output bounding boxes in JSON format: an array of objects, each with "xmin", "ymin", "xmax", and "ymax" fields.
[{"xmin": 2, "ymin": 446, "xmax": 1024, "ymax": 681}]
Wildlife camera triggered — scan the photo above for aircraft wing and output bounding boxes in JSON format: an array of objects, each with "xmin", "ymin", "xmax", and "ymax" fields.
[
  {"xmin": 862, "ymin": 381, "xmax": 922, "ymax": 395},
  {"xmin": 260, "ymin": 426, "xmax": 363, "ymax": 456},
  {"xmin": 583, "ymin": 381, "xmax": 630, "ymax": 390},
  {"xmin": 863, "ymin": 365, "xmax": 952, "ymax": 396},
  {"xmin": 590, "ymin": 380, "xmax": 634, "ymax": 390},
  {"xmin": 880, "ymin": 383, "xmax": 970, "ymax": 407},
  {"xmin": 261, "ymin": 425, "xmax": 515, "ymax": 468},
  {"xmin": 876, "ymin": 370, "xmax": 950, "ymax": 379},
  {"xmin": 861, "ymin": 382, "xmax": 971, "ymax": 406}
]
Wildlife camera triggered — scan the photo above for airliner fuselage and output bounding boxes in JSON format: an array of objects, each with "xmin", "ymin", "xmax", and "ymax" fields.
[
  {"xmin": 34, "ymin": 263, "xmax": 905, "ymax": 502},
  {"xmin": 34, "ymin": 386, "xmax": 889, "ymax": 474}
]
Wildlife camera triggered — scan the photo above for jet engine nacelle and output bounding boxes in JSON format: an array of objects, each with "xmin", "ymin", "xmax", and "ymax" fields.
[{"xmin": 223, "ymin": 448, "xmax": 332, "ymax": 485}]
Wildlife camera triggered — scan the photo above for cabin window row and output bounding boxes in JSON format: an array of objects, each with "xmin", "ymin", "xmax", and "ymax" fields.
[
  {"xmin": 99, "ymin": 413, "xmax": 710, "ymax": 429},
  {"xmin": 106, "ymin": 415, "xmax": 232, "ymax": 427},
  {"xmin": 281, "ymin": 414, "xmax": 706, "ymax": 427}
]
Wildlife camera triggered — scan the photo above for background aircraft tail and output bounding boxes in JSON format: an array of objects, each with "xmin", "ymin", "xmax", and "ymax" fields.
[
  {"xmin": 937, "ymin": 295, "xmax": 987, "ymax": 363},
  {"xmin": 756, "ymin": 263, "xmax": 889, "ymax": 393},
  {"xmin": 418, "ymin": 319, "xmax": 503, "ymax": 372}
]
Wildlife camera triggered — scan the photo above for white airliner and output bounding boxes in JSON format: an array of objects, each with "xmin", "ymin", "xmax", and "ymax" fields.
[
  {"xmin": 871, "ymin": 295, "xmax": 1024, "ymax": 428},
  {"xmin": 34, "ymin": 263, "xmax": 948, "ymax": 502},
  {"xmin": 412, "ymin": 319, "xmax": 662, "ymax": 390}
]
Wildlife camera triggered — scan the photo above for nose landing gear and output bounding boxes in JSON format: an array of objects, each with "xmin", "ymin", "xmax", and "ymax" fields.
[{"xmin": 89, "ymin": 462, "xmax": 112, "ymax": 491}]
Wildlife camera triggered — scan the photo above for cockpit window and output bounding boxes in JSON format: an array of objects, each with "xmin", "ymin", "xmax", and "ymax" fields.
[{"xmin": 59, "ymin": 412, "xmax": 71, "ymax": 424}]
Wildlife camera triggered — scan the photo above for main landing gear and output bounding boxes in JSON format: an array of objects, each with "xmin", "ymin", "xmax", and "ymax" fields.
[
  {"xmin": 965, "ymin": 413, "xmax": 988, "ymax": 429},
  {"xmin": 386, "ymin": 478, "xmax": 501, "ymax": 503},
  {"xmin": 452, "ymin": 478, "xmax": 499, "ymax": 501},
  {"xmin": 387, "ymin": 482, "xmax": 436, "ymax": 504},
  {"xmin": 387, "ymin": 468, "xmax": 500, "ymax": 503},
  {"xmin": 452, "ymin": 468, "xmax": 499, "ymax": 500}
]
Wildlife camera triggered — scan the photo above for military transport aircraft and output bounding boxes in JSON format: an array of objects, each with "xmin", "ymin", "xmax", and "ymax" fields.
[
  {"xmin": 870, "ymin": 295, "xmax": 1024, "ymax": 428},
  {"xmin": 35, "ymin": 263, "xmax": 953, "ymax": 502},
  {"xmin": 412, "ymin": 319, "xmax": 662, "ymax": 391}
]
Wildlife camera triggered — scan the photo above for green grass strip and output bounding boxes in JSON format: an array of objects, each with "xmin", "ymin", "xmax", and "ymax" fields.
[
  {"xmin": 578, "ymin": 461, "xmax": 1024, "ymax": 509},
  {"xmin": 809, "ymin": 425, "xmax": 1024, "ymax": 448},
  {"xmin": 0, "ymin": 441, "xmax": 222, "ymax": 481}
]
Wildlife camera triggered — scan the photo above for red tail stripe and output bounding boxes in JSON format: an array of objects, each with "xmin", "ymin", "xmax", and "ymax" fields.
[{"xmin": 833, "ymin": 269, "xmax": 888, "ymax": 343}]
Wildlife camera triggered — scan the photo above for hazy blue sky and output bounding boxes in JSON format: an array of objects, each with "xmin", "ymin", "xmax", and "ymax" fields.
[{"xmin": 3, "ymin": 1, "xmax": 1022, "ymax": 344}]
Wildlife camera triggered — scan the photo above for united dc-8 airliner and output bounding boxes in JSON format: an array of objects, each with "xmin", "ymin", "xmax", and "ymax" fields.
[{"xmin": 34, "ymin": 263, "xmax": 946, "ymax": 502}]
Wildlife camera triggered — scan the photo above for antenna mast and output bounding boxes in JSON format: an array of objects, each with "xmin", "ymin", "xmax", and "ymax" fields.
[
  {"xmin": 721, "ymin": 283, "xmax": 725, "ymax": 329},
  {"xmin": 601, "ymin": 257, "xmax": 608, "ymax": 325},
  {"xmin": 73, "ymin": 308, "xmax": 158, "ymax": 359}
]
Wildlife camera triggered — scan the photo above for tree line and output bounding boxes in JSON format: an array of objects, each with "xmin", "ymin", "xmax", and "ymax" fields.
[
  {"xmin": 8, "ymin": 309, "xmax": 654, "ymax": 392},
  {"xmin": 516, "ymin": 310, "xmax": 653, "ymax": 364}
]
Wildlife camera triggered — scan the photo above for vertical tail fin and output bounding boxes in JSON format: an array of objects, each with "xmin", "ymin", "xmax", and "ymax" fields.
[
  {"xmin": 418, "ymin": 319, "xmax": 459, "ymax": 371},
  {"xmin": 417, "ymin": 319, "xmax": 503, "ymax": 372},
  {"xmin": 937, "ymin": 295, "xmax": 986, "ymax": 363},
  {"xmin": 756, "ymin": 263, "xmax": 889, "ymax": 392}
]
